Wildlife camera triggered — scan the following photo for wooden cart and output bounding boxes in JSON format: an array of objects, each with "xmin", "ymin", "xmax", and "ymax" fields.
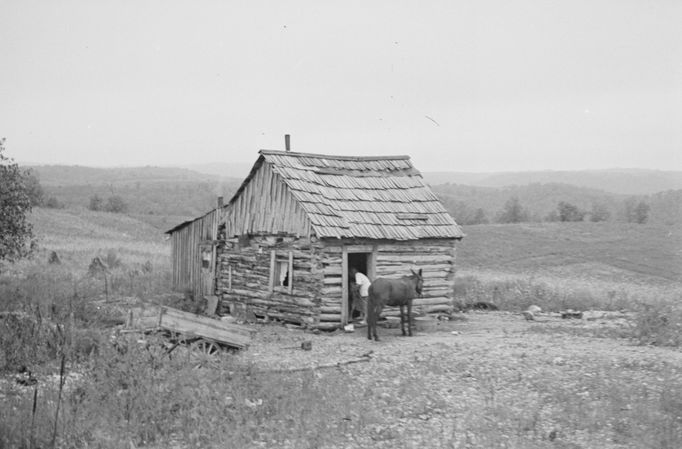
[{"xmin": 124, "ymin": 305, "xmax": 254, "ymax": 351}]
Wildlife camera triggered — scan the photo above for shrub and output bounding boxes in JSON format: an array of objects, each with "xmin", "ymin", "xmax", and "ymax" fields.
[
  {"xmin": 0, "ymin": 311, "xmax": 61, "ymax": 371},
  {"xmin": 0, "ymin": 138, "xmax": 34, "ymax": 261},
  {"xmin": 623, "ymin": 197, "xmax": 650, "ymax": 224},
  {"xmin": 104, "ymin": 250, "xmax": 123, "ymax": 269},
  {"xmin": 45, "ymin": 196, "xmax": 64, "ymax": 209},
  {"xmin": 631, "ymin": 302, "xmax": 682, "ymax": 347},
  {"xmin": 496, "ymin": 196, "xmax": 529, "ymax": 224},
  {"xmin": 88, "ymin": 194, "xmax": 103, "ymax": 211},
  {"xmin": 557, "ymin": 201, "xmax": 585, "ymax": 222},
  {"xmin": 104, "ymin": 196, "xmax": 128, "ymax": 214}
]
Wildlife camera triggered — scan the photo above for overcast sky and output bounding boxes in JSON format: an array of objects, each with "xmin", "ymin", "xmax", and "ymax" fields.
[{"xmin": 1, "ymin": 0, "xmax": 680, "ymax": 172}]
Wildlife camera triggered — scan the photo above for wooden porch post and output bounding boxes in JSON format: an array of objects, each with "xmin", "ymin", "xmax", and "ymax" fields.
[{"xmin": 341, "ymin": 246, "xmax": 349, "ymax": 325}]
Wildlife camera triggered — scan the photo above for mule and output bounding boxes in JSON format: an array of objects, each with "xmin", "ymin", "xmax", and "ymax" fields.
[{"xmin": 367, "ymin": 269, "xmax": 423, "ymax": 341}]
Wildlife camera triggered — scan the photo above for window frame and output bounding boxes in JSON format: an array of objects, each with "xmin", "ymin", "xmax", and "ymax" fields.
[{"xmin": 269, "ymin": 250, "xmax": 293, "ymax": 294}]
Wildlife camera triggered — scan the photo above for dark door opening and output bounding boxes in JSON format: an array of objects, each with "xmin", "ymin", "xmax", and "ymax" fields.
[
  {"xmin": 348, "ymin": 253, "xmax": 369, "ymax": 277},
  {"xmin": 348, "ymin": 252, "xmax": 371, "ymax": 320}
]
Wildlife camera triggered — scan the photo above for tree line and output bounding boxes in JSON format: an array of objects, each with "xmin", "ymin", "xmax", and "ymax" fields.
[{"xmin": 443, "ymin": 195, "xmax": 651, "ymax": 225}]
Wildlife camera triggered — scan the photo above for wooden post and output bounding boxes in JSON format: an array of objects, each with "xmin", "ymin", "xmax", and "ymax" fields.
[
  {"xmin": 368, "ymin": 246, "xmax": 377, "ymax": 280},
  {"xmin": 288, "ymin": 251, "xmax": 294, "ymax": 295},
  {"xmin": 268, "ymin": 250, "xmax": 276, "ymax": 293},
  {"xmin": 157, "ymin": 307, "xmax": 166, "ymax": 328},
  {"xmin": 210, "ymin": 243, "xmax": 217, "ymax": 295},
  {"xmin": 341, "ymin": 246, "xmax": 349, "ymax": 325}
]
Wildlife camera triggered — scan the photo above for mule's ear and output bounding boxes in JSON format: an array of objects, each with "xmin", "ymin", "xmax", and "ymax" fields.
[{"xmin": 418, "ymin": 268, "xmax": 422, "ymax": 277}]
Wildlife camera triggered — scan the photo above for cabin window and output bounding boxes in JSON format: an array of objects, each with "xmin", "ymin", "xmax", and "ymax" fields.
[
  {"xmin": 276, "ymin": 260, "xmax": 289, "ymax": 286},
  {"xmin": 201, "ymin": 248, "xmax": 212, "ymax": 269},
  {"xmin": 269, "ymin": 250, "xmax": 293, "ymax": 294}
]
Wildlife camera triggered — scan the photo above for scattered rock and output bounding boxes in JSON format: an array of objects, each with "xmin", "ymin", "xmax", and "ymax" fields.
[
  {"xmin": 527, "ymin": 305, "xmax": 542, "ymax": 314},
  {"xmin": 48, "ymin": 250, "xmax": 61, "ymax": 264},
  {"xmin": 15, "ymin": 370, "xmax": 38, "ymax": 387},
  {"xmin": 244, "ymin": 398, "xmax": 263, "ymax": 408},
  {"xmin": 470, "ymin": 301, "xmax": 499, "ymax": 311},
  {"xmin": 552, "ymin": 357, "xmax": 566, "ymax": 366},
  {"xmin": 561, "ymin": 310, "xmax": 584, "ymax": 319}
]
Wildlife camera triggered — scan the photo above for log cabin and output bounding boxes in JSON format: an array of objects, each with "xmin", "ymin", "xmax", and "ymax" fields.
[{"xmin": 166, "ymin": 149, "xmax": 463, "ymax": 329}]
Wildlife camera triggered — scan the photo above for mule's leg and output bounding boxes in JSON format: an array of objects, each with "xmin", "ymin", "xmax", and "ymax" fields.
[
  {"xmin": 374, "ymin": 303, "xmax": 381, "ymax": 341},
  {"xmin": 367, "ymin": 297, "xmax": 373, "ymax": 340},
  {"xmin": 399, "ymin": 304, "xmax": 406, "ymax": 336},
  {"xmin": 367, "ymin": 297, "xmax": 379, "ymax": 341},
  {"xmin": 372, "ymin": 301, "xmax": 382, "ymax": 341},
  {"xmin": 407, "ymin": 299, "xmax": 413, "ymax": 337}
]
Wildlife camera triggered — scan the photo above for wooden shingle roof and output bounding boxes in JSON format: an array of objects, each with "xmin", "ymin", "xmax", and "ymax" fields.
[{"xmin": 235, "ymin": 150, "xmax": 463, "ymax": 240}]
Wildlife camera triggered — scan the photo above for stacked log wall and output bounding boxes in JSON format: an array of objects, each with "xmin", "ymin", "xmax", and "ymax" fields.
[
  {"xmin": 318, "ymin": 244, "xmax": 345, "ymax": 328},
  {"xmin": 317, "ymin": 238, "xmax": 458, "ymax": 323},
  {"xmin": 215, "ymin": 234, "xmax": 325, "ymax": 327},
  {"xmin": 375, "ymin": 239, "xmax": 457, "ymax": 316},
  {"xmin": 214, "ymin": 235, "xmax": 457, "ymax": 329}
]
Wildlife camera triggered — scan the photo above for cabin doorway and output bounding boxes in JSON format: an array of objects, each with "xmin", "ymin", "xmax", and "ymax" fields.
[{"xmin": 342, "ymin": 246, "xmax": 376, "ymax": 325}]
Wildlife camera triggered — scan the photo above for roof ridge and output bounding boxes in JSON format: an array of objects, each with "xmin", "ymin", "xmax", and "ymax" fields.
[{"xmin": 259, "ymin": 149, "xmax": 411, "ymax": 161}]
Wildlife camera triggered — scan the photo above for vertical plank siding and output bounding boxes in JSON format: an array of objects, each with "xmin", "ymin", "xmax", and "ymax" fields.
[
  {"xmin": 223, "ymin": 162, "xmax": 312, "ymax": 238},
  {"xmin": 169, "ymin": 209, "xmax": 220, "ymax": 295}
]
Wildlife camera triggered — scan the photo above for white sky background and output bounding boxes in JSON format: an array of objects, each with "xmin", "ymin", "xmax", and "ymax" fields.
[{"xmin": 1, "ymin": 0, "xmax": 681, "ymax": 172}]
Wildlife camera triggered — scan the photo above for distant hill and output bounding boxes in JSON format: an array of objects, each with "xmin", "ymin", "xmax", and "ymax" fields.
[
  {"xmin": 29, "ymin": 165, "xmax": 239, "ymax": 186},
  {"xmin": 26, "ymin": 165, "xmax": 242, "ymax": 219},
  {"xmin": 22, "ymin": 164, "xmax": 682, "ymax": 226},
  {"xmin": 181, "ymin": 162, "xmax": 253, "ymax": 179},
  {"xmin": 423, "ymin": 169, "xmax": 682, "ymax": 195}
]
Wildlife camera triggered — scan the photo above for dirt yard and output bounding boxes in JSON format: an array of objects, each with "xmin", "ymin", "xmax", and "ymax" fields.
[{"xmin": 236, "ymin": 311, "xmax": 682, "ymax": 448}]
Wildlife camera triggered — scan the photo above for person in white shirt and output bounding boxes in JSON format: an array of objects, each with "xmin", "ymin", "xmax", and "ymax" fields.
[{"xmin": 350, "ymin": 268, "xmax": 371, "ymax": 323}]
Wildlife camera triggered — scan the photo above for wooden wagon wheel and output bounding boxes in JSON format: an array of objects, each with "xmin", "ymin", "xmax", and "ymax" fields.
[{"xmin": 192, "ymin": 339, "xmax": 220, "ymax": 356}]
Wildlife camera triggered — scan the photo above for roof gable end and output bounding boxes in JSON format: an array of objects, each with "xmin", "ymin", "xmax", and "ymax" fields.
[{"xmin": 252, "ymin": 150, "xmax": 463, "ymax": 240}]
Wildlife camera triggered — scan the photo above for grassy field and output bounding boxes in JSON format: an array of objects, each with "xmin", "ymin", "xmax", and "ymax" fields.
[
  {"xmin": 457, "ymin": 222, "xmax": 681, "ymax": 285},
  {"xmin": 1, "ymin": 210, "xmax": 682, "ymax": 448},
  {"xmin": 452, "ymin": 222, "xmax": 682, "ymax": 315},
  {"xmin": 28, "ymin": 207, "xmax": 171, "ymax": 270}
]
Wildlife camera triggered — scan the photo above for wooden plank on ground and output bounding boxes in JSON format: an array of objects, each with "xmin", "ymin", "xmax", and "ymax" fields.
[
  {"xmin": 159, "ymin": 307, "xmax": 253, "ymax": 348},
  {"xmin": 125, "ymin": 306, "xmax": 254, "ymax": 349}
]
